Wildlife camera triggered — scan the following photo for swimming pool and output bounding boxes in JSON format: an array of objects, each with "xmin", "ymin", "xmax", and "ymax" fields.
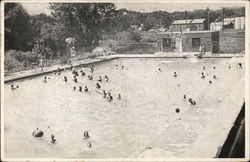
[{"xmin": 4, "ymin": 57, "xmax": 245, "ymax": 158}]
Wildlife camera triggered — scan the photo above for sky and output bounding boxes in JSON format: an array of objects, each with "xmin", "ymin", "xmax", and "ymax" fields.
[{"xmin": 20, "ymin": 2, "xmax": 245, "ymax": 15}]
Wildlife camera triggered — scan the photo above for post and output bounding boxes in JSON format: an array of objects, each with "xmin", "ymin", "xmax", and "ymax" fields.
[
  {"xmin": 222, "ymin": 8, "xmax": 224, "ymax": 32},
  {"xmin": 207, "ymin": 7, "xmax": 210, "ymax": 30}
]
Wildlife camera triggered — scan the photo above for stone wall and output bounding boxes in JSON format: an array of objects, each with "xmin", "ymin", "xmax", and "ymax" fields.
[{"xmin": 219, "ymin": 30, "xmax": 245, "ymax": 53}]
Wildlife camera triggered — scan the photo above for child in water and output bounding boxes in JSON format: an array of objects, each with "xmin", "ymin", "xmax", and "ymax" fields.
[
  {"xmin": 83, "ymin": 131, "xmax": 90, "ymax": 139},
  {"xmin": 79, "ymin": 86, "xmax": 82, "ymax": 92},
  {"xmin": 63, "ymin": 76, "xmax": 67, "ymax": 82},
  {"xmin": 84, "ymin": 86, "xmax": 88, "ymax": 92},
  {"xmin": 104, "ymin": 75, "xmax": 109, "ymax": 82},
  {"xmin": 98, "ymin": 76, "xmax": 102, "ymax": 82},
  {"xmin": 11, "ymin": 84, "xmax": 15, "ymax": 90},
  {"xmin": 173, "ymin": 72, "xmax": 177, "ymax": 77},
  {"xmin": 103, "ymin": 90, "xmax": 107, "ymax": 98},
  {"xmin": 43, "ymin": 76, "xmax": 47, "ymax": 83},
  {"xmin": 50, "ymin": 134, "xmax": 56, "ymax": 144},
  {"xmin": 117, "ymin": 94, "xmax": 121, "ymax": 100},
  {"xmin": 96, "ymin": 83, "xmax": 101, "ymax": 89}
]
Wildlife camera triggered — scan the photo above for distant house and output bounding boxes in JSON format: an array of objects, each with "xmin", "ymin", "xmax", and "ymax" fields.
[
  {"xmin": 171, "ymin": 19, "xmax": 206, "ymax": 32},
  {"xmin": 210, "ymin": 17, "xmax": 245, "ymax": 31}
]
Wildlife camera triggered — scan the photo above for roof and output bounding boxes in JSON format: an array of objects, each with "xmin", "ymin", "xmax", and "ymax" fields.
[
  {"xmin": 157, "ymin": 30, "xmax": 215, "ymax": 35},
  {"xmin": 191, "ymin": 18, "xmax": 206, "ymax": 24},
  {"xmin": 172, "ymin": 19, "xmax": 192, "ymax": 25},
  {"xmin": 172, "ymin": 18, "xmax": 206, "ymax": 25}
]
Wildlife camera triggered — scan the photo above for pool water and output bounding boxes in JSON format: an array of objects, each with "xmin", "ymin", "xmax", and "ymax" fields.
[{"xmin": 4, "ymin": 57, "xmax": 244, "ymax": 158}]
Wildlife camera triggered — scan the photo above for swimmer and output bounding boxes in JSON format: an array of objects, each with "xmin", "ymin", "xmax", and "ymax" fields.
[
  {"xmin": 104, "ymin": 75, "xmax": 109, "ymax": 82},
  {"xmin": 107, "ymin": 93, "xmax": 113, "ymax": 102},
  {"xmin": 102, "ymin": 90, "xmax": 107, "ymax": 98},
  {"xmin": 238, "ymin": 63, "xmax": 242, "ymax": 69},
  {"xmin": 158, "ymin": 68, "xmax": 161, "ymax": 72},
  {"xmin": 50, "ymin": 134, "xmax": 56, "ymax": 144},
  {"xmin": 84, "ymin": 86, "xmax": 88, "ymax": 92},
  {"xmin": 63, "ymin": 76, "xmax": 67, "ymax": 82},
  {"xmin": 16, "ymin": 85, "xmax": 19, "ymax": 88},
  {"xmin": 117, "ymin": 94, "xmax": 121, "ymax": 100},
  {"xmin": 73, "ymin": 86, "xmax": 76, "ymax": 90},
  {"xmin": 90, "ymin": 66, "xmax": 94, "ymax": 73},
  {"xmin": 88, "ymin": 75, "xmax": 93, "ymax": 80},
  {"xmin": 83, "ymin": 131, "xmax": 90, "ymax": 139},
  {"xmin": 11, "ymin": 84, "xmax": 15, "ymax": 90},
  {"xmin": 98, "ymin": 76, "xmax": 102, "ymax": 82},
  {"xmin": 43, "ymin": 76, "xmax": 47, "ymax": 83},
  {"xmin": 87, "ymin": 142, "xmax": 92, "ymax": 148},
  {"xmin": 79, "ymin": 86, "xmax": 83, "ymax": 92},
  {"xmin": 213, "ymin": 66, "xmax": 216, "ymax": 70},
  {"xmin": 121, "ymin": 65, "xmax": 124, "ymax": 69},
  {"xmin": 96, "ymin": 83, "xmax": 101, "ymax": 89},
  {"xmin": 58, "ymin": 72, "xmax": 61, "ymax": 75},
  {"xmin": 173, "ymin": 72, "xmax": 177, "ymax": 77},
  {"xmin": 209, "ymin": 80, "xmax": 212, "ymax": 84},
  {"xmin": 201, "ymin": 75, "xmax": 205, "ymax": 79},
  {"xmin": 73, "ymin": 77, "xmax": 78, "ymax": 83},
  {"xmin": 176, "ymin": 108, "xmax": 180, "ymax": 113},
  {"xmin": 213, "ymin": 75, "xmax": 216, "ymax": 79}
]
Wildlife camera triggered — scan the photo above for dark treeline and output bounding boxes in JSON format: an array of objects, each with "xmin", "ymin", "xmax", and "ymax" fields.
[{"xmin": 5, "ymin": 3, "xmax": 245, "ymax": 55}]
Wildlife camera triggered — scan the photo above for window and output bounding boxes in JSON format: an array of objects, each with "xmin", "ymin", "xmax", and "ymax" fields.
[
  {"xmin": 192, "ymin": 38, "xmax": 200, "ymax": 47},
  {"xmin": 171, "ymin": 39, "xmax": 176, "ymax": 49}
]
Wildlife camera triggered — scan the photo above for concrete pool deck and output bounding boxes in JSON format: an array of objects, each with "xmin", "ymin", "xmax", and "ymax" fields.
[{"xmin": 4, "ymin": 53, "xmax": 244, "ymax": 83}]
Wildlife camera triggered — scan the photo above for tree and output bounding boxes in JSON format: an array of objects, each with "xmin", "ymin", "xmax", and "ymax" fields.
[
  {"xmin": 5, "ymin": 3, "xmax": 33, "ymax": 51},
  {"xmin": 49, "ymin": 3, "xmax": 116, "ymax": 51}
]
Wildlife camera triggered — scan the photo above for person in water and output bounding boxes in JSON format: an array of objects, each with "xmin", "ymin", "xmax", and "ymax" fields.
[
  {"xmin": 98, "ymin": 76, "xmax": 102, "ymax": 82},
  {"xmin": 43, "ymin": 76, "xmax": 47, "ymax": 83},
  {"xmin": 104, "ymin": 75, "xmax": 109, "ymax": 82},
  {"xmin": 209, "ymin": 80, "xmax": 212, "ymax": 84},
  {"xmin": 103, "ymin": 90, "xmax": 107, "ymax": 98},
  {"xmin": 84, "ymin": 86, "xmax": 88, "ymax": 92},
  {"xmin": 79, "ymin": 86, "xmax": 83, "ymax": 92},
  {"xmin": 50, "ymin": 134, "xmax": 56, "ymax": 144},
  {"xmin": 73, "ymin": 77, "xmax": 78, "ymax": 83},
  {"xmin": 117, "ymin": 94, "xmax": 121, "ymax": 100},
  {"xmin": 73, "ymin": 86, "xmax": 76, "ymax": 90},
  {"xmin": 173, "ymin": 72, "xmax": 177, "ymax": 77},
  {"xmin": 107, "ymin": 93, "xmax": 113, "ymax": 102},
  {"xmin": 83, "ymin": 131, "xmax": 90, "ymax": 139},
  {"xmin": 213, "ymin": 66, "xmax": 216, "ymax": 70},
  {"xmin": 11, "ymin": 84, "xmax": 15, "ymax": 90},
  {"xmin": 158, "ymin": 68, "xmax": 161, "ymax": 72},
  {"xmin": 96, "ymin": 83, "xmax": 101, "ymax": 89},
  {"xmin": 213, "ymin": 75, "xmax": 216, "ymax": 79},
  {"xmin": 238, "ymin": 63, "xmax": 242, "ymax": 69},
  {"xmin": 63, "ymin": 76, "xmax": 67, "ymax": 82}
]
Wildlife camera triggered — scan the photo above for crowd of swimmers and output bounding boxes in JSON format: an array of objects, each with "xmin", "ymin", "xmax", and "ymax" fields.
[{"xmin": 39, "ymin": 63, "xmax": 122, "ymax": 104}]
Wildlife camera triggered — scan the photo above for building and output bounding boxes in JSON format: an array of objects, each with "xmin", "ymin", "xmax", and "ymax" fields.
[
  {"xmin": 157, "ymin": 29, "xmax": 245, "ymax": 54},
  {"xmin": 157, "ymin": 30, "xmax": 219, "ymax": 53},
  {"xmin": 171, "ymin": 19, "xmax": 206, "ymax": 32},
  {"xmin": 210, "ymin": 17, "xmax": 245, "ymax": 31}
]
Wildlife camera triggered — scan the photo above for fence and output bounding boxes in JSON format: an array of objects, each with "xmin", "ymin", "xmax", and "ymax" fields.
[{"xmin": 100, "ymin": 41, "xmax": 159, "ymax": 54}]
